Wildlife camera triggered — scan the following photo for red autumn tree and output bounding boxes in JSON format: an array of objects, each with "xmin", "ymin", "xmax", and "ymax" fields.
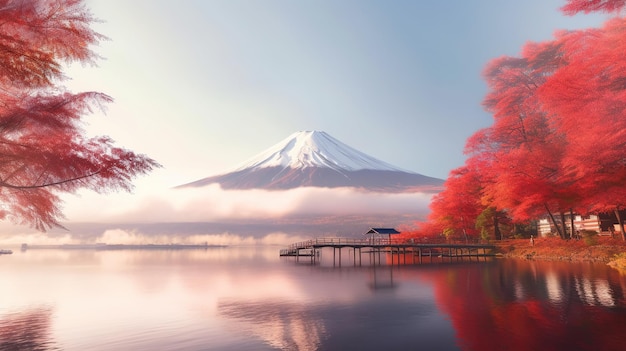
[
  {"xmin": 0, "ymin": 0, "xmax": 159, "ymax": 230},
  {"xmin": 537, "ymin": 17, "xmax": 626, "ymax": 239},
  {"xmin": 420, "ymin": 0, "xmax": 626, "ymax": 240},
  {"xmin": 397, "ymin": 219, "xmax": 446, "ymax": 243},
  {"xmin": 468, "ymin": 43, "xmax": 582, "ymax": 238},
  {"xmin": 467, "ymin": 0, "xmax": 626, "ymax": 239},
  {"xmin": 428, "ymin": 165, "xmax": 486, "ymax": 242}
]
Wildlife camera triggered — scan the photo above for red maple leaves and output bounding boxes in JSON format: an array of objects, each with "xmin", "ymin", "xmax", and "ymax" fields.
[
  {"xmin": 561, "ymin": 0, "xmax": 626, "ymax": 14},
  {"xmin": 425, "ymin": 0, "xmax": 626, "ymax": 240},
  {"xmin": 0, "ymin": 0, "xmax": 159, "ymax": 230}
]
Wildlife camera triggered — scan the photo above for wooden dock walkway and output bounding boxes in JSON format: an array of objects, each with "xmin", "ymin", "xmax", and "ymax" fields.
[{"xmin": 280, "ymin": 237, "xmax": 496, "ymax": 265}]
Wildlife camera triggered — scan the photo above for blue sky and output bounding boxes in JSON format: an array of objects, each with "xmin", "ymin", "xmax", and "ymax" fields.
[
  {"xmin": 24, "ymin": 0, "xmax": 608, "ymax": 233},
  {"xmin": 66, "ymin": 0, "xmax": 607, "ymax": 184}
]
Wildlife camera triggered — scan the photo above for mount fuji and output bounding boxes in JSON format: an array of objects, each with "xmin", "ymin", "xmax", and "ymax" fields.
[{"xmin": 179, "ymin": 131, "xmax": 444, "ymax": 192}]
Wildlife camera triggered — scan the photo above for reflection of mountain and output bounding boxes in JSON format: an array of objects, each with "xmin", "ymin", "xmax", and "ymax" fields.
[
  {"xmin": 0, "ymin": 307, "xmax": 57, "ymax": 350},
  {"xmin": 428, "ymin": 261, "xmax": 626, "ymax": 351},
  {"xmin": 218, "ymin": 295, "xmax": 458, "ymax": 351},
  {"xmin": 219, "ymin": 299, "xmax": 326, "ymax": 350}
]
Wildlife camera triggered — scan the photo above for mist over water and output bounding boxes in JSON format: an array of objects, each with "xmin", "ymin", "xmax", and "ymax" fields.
[{"xmin": 1, "ymin": 229, "xmax": 311, "ymax": 247}]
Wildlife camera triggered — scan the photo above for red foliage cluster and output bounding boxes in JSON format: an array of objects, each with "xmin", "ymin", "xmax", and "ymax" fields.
[
  {"xmin": 428, "ymin": 166, "xmax": 482, "ymax": 240},
  {"xmin": 561, "ymin": 0, "xmax": 626, "ymax": 14},
  {"xmin": 397, "ymin": 221, "xmax": 446, "ymax": 242},
  {"xmin": 420, "ymin": 1, "xmax": 626, "ymax": 241},
  {"xmin": 0, "ymin": 0, "xmax": 159, "ymax": 230}
]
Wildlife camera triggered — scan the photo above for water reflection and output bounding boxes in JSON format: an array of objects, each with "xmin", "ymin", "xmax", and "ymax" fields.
[
  {"xmin": 219, "ymin": 299, "xmax": 326, "ymax": 351},
  {"xmin": 427, "ymin": 260, "xmax": 626, "ymax": 351},
  {"xmin": 217, "ymin": 293, "xmax": 451, "ymax": 351},
  {"xmin": 0, "ymin": 307, "xmax": 58, "ymax": 351},
  {"xmin": 367, "ymin": 266, "xmax": 397, "ymax": 291},
  {"xmin": 280, "ymin": 252, "xmax": 626, "ymax": 351},
  {"xmin": 217, "ymin": 266, "xmax": 401, "ymax": 350},
  {"xmin": 2, "ymin": 247, "xmax": 626, "ymax": 350}
]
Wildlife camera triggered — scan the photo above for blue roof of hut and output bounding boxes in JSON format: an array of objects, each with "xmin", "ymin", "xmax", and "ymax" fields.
[{"xmin": 365, "ymin": 227, "xmax": 400, "ymax": 235}]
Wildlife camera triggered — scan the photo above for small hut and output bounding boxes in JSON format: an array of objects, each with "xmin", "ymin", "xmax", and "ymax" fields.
[{"xmin": 365, "ymin": 227, "xmax": 400, "ymax": 243}]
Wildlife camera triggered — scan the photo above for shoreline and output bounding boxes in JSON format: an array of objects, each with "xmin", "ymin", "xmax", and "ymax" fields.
[
  {"xmin": 19, "ymin": 243, "xmax": 227, "ymax": 251},
  {"xmin": 492, "ymin": 237, "xmax": 626, "ymax": 270}
]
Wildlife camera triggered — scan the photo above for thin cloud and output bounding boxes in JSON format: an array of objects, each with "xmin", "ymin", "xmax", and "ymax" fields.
[{"xmin": 62, "ymin": 185, "xmax": 433, "ymax": 224}]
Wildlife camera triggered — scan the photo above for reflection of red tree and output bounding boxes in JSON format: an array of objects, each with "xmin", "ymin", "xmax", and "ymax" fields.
[
  {"xmin": 425, "ymin": 261, "xmax": 626, "ymax": 351},
  {"xmin": 0, "ymin": 307, "xmax": 57, "ymax": 350}
]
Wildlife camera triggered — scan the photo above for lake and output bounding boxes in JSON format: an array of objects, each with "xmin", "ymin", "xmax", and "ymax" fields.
[{"xmin": 1, "ymin": 245, "xmax": 625, "ymax": 351}]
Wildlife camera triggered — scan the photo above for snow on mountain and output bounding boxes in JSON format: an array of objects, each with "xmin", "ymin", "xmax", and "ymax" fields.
[
  {"xmin": 232, "ymin": 130, "xmax": 406, "ymax": 173},
  {"xmin": 179, "ymin": 130, "xmax": 444, "ymax": 192}
]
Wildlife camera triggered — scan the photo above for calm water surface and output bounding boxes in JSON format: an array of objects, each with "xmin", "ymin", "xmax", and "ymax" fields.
[{"xmin": 1, "ymin": 246, "xmax": 625, "ymax": 351}]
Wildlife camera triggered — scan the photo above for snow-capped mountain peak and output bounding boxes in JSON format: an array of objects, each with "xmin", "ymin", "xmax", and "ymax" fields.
[
  {"xmin": 233, "ymin": 130, "xmax": 407, "ymax": 173},
  {"xmin": 178, "ymin": 130, "xmax": 444, "ymax": 192}
]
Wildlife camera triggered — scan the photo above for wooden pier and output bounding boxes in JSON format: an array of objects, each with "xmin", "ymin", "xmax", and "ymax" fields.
[{"xmin": 280, "ymin": 237, "xmax": 496, "ymax": 265}]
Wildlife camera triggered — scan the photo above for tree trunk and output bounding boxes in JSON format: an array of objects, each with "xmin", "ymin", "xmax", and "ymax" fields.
[
  {"xmin": 494, "ymin": 215, "xmax": 502, "ymax": 240},
  {"xmin": 614, "ymin": 207, "xmax": 626, "ymax": 241},
  {"xmin": 460, "ymin": 216, "xmax": 469, "ymax": 243},
  {"xmin": 560, "ymin": 212, "xmax": 568, "ymax": 239},
  {"xmin": 569, "ymin": 208, "xmax": 575, "ymax": 240},
  {"xmin": 545, "ymin": 203, "xmax": 564, "ymax": 238}
]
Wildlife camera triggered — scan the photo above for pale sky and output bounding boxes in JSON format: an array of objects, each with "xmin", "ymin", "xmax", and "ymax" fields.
[{"xmin": 43, "ymin": 0, "xmax": 609, "ymax": 231}]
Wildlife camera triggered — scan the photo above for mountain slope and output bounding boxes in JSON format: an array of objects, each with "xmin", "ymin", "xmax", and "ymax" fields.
[
  {"xmin": 179, "ymin": 131, "xmax": 444, "ymax": 192},
  {"xmin": 232, "ymin": 130, "xmax": 405, "ymax": 172}
]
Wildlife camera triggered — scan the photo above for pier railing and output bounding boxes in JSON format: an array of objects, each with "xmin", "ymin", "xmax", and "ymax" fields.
[
  {"xmin": 280, "ymin": 237, "xmax": 497, "ymax": 260},
  {"xmin": 286, "ymin": 237, "xmax": 461, "ymax": 250},
  {"xmin": 285, "ymin": 237, "xmax": 494, "ymax": 251},
  {"xmin": 290, "ymin": 238, "xmax": 347, "ymax": 249},
  {"xmin": 287, "ymin": 237, "xmax": 379, "ymax": 250}
]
